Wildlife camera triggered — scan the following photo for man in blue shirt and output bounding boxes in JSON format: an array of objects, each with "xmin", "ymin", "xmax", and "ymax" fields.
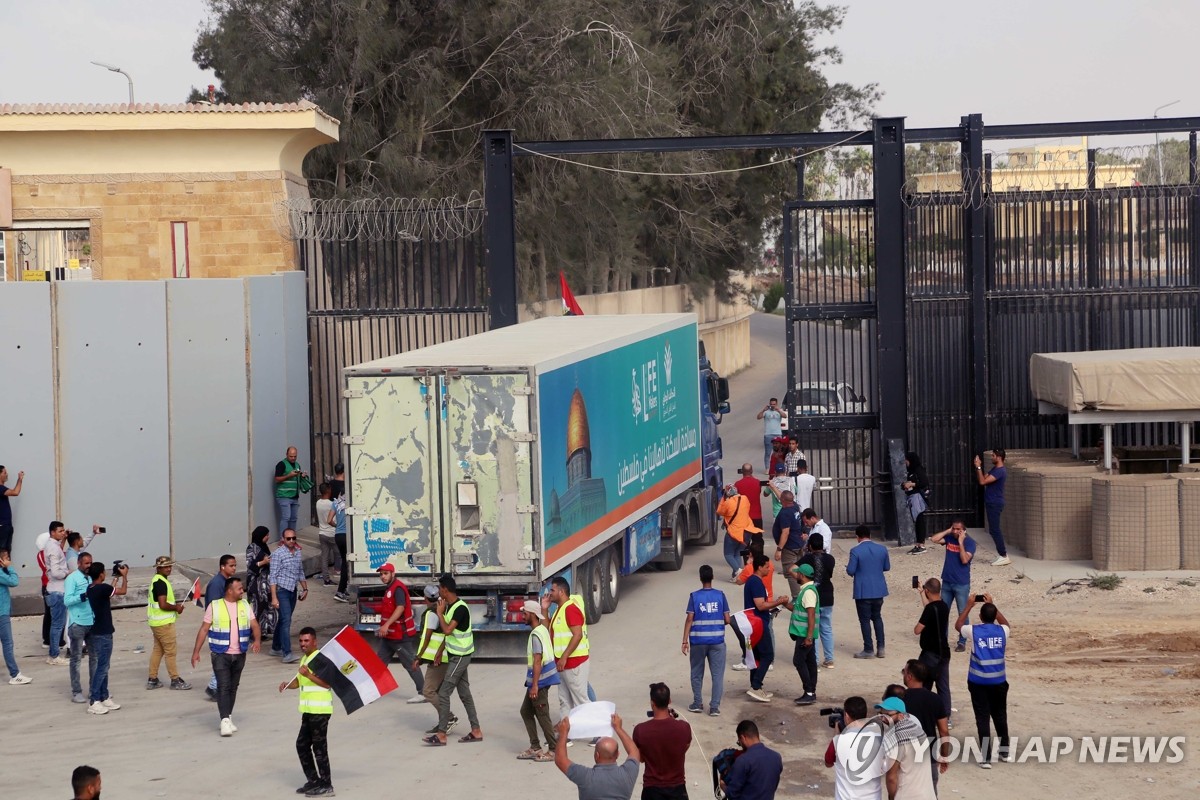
[
  {"xmin": 682, "ymin": 564, "xmax": 730, "ymax": 716},
  {"xmin": 771, "ymin": 491, "xmax": 806, "ymax": 597},
  {"xmin": 756, "ymin": 399, "xmax": 784, "ymax": 473},
  {"xmin": 723, "ymin": 720, "xmax": 782, "ymax": 800},
  {"xmin": 973, "ymin": 449, "xmax": 1010, "ymax": 566},
  {"xmin": 930, "ymin": 520, "xmax": 976, "ymax": 652},
  {"xmin": 744, "ymin": 554, "xmax": 787, "ymax": 703},
  {"xmin": 846, "ymin": 524, "xmax": 890, "ymax": 659},
  {"xmin": 64, "ymin": 551, "xmax": 95, "ymax": 704}
]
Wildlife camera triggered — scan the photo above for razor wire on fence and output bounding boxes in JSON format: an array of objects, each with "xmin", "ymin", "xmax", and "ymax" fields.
[{"xmin": 275, "ymin": 192, "xmax": 486, "ymax": 241}]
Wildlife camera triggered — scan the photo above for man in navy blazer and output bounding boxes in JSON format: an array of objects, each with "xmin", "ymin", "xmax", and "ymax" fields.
[{"xmin": 846, "ymin": 524, "xmax": 890, "ymax": 659}]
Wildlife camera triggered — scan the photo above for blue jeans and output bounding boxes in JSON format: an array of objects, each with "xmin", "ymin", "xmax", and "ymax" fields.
[
  {"xmin": 818, "ymin": 606, "xmax": 834, "ymax": 662},
  {"xmin": 0, "ymin": 615, "xmax": 16, "ymax": 678},
  {"xmin": 749, "ymin": 616, "xmax": 774, "ymax": 690},
  {"xmin": 276, "ymin": 496, "xmax": 299, "ymax": 536},
  {"xmin": 69, "ymin": 623, "xmax": 93, "ymax": 695},
  {"xmin": 985, "ymin": 503, "xmax": 1007, "ymax": 557},
  {"xmin": 87, "ymin": 633, "xmax": 113, "ymax": 703},
  {"xmin": 942, "ymin": 583, "xmax": 970, "ymax": 647},
  {"xmin": 47, "ymin": 592, "xmax": 66, "ymax": 658},
  {"xmin": 723, "ymin": 534, "xmax": 743, "ymax": 578},
  {"xmin": 689, "ymin": 642, "xmax": 726, "ymax": 712},
  {"xmin": 272, "ymin": 588, "xmax": 297, "ymax": 655},
  {"xmin": 763, "ymin": 435, "xmax": 775, "ymax": 471},
  {"xmin": 855, "ymin": 597, "xmax": 885, "ymax": 651}
]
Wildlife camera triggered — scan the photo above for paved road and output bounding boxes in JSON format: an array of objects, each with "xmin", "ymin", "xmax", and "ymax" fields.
[{"xmin": 9, "ymin": 314, "xmax": 935, "ymax": 799}]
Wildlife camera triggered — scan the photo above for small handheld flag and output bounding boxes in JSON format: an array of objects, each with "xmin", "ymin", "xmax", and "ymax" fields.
[{"xmin": 187, "ymin": 577, "xmax": 203, "ymax": 607}]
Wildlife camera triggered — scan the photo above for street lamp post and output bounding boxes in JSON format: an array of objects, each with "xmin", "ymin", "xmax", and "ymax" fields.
[
  {"xmin": 90, "ymin": 61, "xmax": 135, "ymax": 105},
  {"xmin": 1153, "ymin": 100, "xmax": 1181, "ymax": 185}
]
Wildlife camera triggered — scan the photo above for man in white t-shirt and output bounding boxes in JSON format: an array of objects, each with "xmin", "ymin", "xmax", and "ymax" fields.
[
  {"xmin": 315, "ymin": 483, "xmax": 337, "ymax": 586},
  {"xmin": 826, "ymin": 696, "xmax": 885, "ymax": 800},
  {"xmin": 794, "ymin": 460, "xmax": 817, "ymax": 511}
]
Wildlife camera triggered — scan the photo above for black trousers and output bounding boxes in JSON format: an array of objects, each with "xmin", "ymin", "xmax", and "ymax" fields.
[
  {"xmin": 211, "ymin": 652, "xmax": 246, "ymax": 720},
  {"xmin": 0, "ymin": 524, "xmax": 12, "ymax": 554},
  {"xmin": 335, "ymin": 536, "xmax": 348, "ymax": 594},
  {"xmin": 792, "ymin": 638, "xmax": 818, "ymax": 695},
  {"xmin": 968, "ymin": 681, "xmax": 1010, "ymax": 760},
  {"xmin": 643, "ymin": 786, "xmax": 689, "ymax": 800},
  {"xmin": 297, "ymin": 713, "xmax": 332, "ymax": 785}
]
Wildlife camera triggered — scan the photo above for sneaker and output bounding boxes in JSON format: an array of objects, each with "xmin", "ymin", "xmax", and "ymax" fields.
[
  {"xmin": 170, "ymin": 678, "xmax": 193, "ymax": 690},
  {"xmin": 322, "ymin": 578, "xmax": 335, "ymax": 586},
  {"xmin": 269, "ymin": 649, "xmax": 285, "ymax": 658},
  {"xmin": 206, "ymin": 687, "xmax": 218, "ymax": 701},
  {"xmin": 992, "ymin": 556, "xmax": 1012, "ymax": 567},
  {"xmin": 146, "ymin": 678, "xmax": 163, "ymax": 690},
  {"xmin": 875, "ymin": 649, "xmax": 886, "ymax": 659},
  {"xmin": 687, "ymin": 703, "xmax": 704, "ymax": 713},
  {"xmin": 296, "ymin": 781, "xmax": 317, "ymax": 795},
  {"xmin": 282, "ymin": 653, "xmax": 302, "ymax": 664},
  {"xmin": 588, "ymin": 737, "xmax": 601, "ymax": 747},
  {"xmin": 305, "ymin": 784, "xmax": 335, "ymax": 797},
  {"xmin": 853, "ymin": 650, "xmax": 874, "ymax": 659},
  {"xmin": 405, "ymin": 695, "xmax": 425, "ymax": 704},
  {"xmin": 102, "ymin": 698, "xmax": 121, "ymax": 710},
  {"xmin": 220, "ymin": 718, "xmax": 234, "ymax": 737},
  {"xmin": 708, "ymin": 708, "xmax": 721, "ymax": 717},
  {"xmin": 794, "ymin": 693, "xmax": 816, "ymax": 706},
  {"xmin": 761, "ymin": 690, "xmax": 775, "ymax": 699},
  {"xmin": 8, "ymin": 673, "xmax": 32, "ymax": 685},
  {"xmin": 730, "ymin": 662, "xmax": 749, "ymax": 672},
  {"xmin": 72, "ymin": 692, "xmax": 88, "ymax": 704},
  {"xmin": 46, "ymin": 655, "xmax": 70, "ymax": 666},
  {"xmin": 1000, "ymin": 752, "xmax": 1015, "ymax": 763},
  {"xmin": 980, "ymin": 761, "xmax": 992, "ymax": 770},
  {"xmin": 41, "ymin": 642, "xmax": 49, "ymax": 649},
  {"xmin": 746, "ymin": 688, "xmax": 771, "ymax": 703},
  {"xmin": 908, "ymin": 546, "xmax": 927, "ymax": 555},
  {"xmin": 822, "ymin": 660, "xmax": 835, "ymax": 669},
  {"xmin": 333, "ymin": 592, "xmax": 352, "ymax": 603},
  {"xmin": 768, "ymin": 664, "xmax": 774, "ymax": 671},
  {"xmin": 228, "ymin": 718, "xmax": 238, "ymax": 732},
  {"xmin": 87, "ymin": 701, "xmax": 109, "ymax": 716},
  {"xmin": 954, "ymin": 643, "xmax": 966, "ymax": 653}
]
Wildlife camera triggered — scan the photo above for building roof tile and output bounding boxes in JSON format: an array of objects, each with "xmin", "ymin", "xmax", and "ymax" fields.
[{"xmin": 0, "ymin": 101, "xmax": 329, "ymax": 117}]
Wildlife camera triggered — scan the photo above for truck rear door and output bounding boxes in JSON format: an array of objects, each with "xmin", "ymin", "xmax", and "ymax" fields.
[
  {"xmin": 439, "ymin": 372, "xmax": 536, "ymax": 577},
  {"xmin": 344, "ymin": 374, "xmax": 441, "ymax": 579}
]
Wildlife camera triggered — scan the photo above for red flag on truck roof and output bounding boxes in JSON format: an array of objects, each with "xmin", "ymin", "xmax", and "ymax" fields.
[
  {"xmin": 560, "ymin": 271, "xmax": 584, "ymax": 316},
  {"xmin": 302, "ymin": 626, "xmax": 399, "ymax": 714}
]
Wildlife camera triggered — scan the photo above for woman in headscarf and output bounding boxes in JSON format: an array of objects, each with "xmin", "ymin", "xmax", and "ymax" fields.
[
  {"xmin": 245, "ymin": 526, "xmax": 277, "ymax": 637},
  {"xmin": 903, "ymin": 451, "xmax": 932, "ymax": 555}
]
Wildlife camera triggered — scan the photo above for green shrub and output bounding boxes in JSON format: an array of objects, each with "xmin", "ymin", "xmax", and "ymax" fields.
[{"xmin": 763, "ymin": 282, "xmax": 784, "ymax": 313}]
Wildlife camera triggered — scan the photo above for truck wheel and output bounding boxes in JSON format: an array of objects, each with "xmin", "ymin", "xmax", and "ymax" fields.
[
  {"xmin": 581, "ymin": 558, "xmax": 603, "ymax": 625},
  {"xmin": 662, "ymin": 510, "xmax": 686, "ymax": 572},
  {"xmin": 600, "ymin": 546, "xmax": 621, "ymax": 614}
]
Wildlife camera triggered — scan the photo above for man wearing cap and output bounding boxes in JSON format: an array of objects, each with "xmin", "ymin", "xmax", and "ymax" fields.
[
  {"xmin": 412, "ymin": 583, "xmax": 457, "ymax": 734},
  {"xmin": 764, "ymin": 463, "xmax": 792, "ymax": 518},
  {"xmin": 517, "ymin": 600, "xmax": 558, "ymax": 761},
  {"xmin": 783, "ymin": 563, "xmax": 819, "ymax": 706},
  {"xmin": 799, "ymin": 533, "xmax": 836, "ymax": 669},
  {"xmin": 374, "ymin": 563, "xmax": 425, "ymax": 703},
  {"xmin": 877, "ymin": 696, "xmax": 936, "ymax": 800},
  {"xmin": 146, "ymin": 556, "xmax": 191, "ymax": 691}
]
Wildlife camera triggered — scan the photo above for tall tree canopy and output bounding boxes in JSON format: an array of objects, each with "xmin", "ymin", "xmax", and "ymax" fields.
[{"xmin": 194, "ymin": 0, "xmax": 875, "ymax": 298}]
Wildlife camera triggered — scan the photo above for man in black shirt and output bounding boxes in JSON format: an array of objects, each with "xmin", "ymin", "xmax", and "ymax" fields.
[
  {"xmin": 895, "ymin": 660, "xmax": 951, "ymax": 791},
  {"xmin": 798, "ymin": 533, "xmax": 836, "ymax": 669},
  {"xmin": 86, "ymin": 561, "xmax": 127, "ymax": 714},
  {"xmin": 913, "ymin": 578, "xmax": 952, "ymax": 725}
]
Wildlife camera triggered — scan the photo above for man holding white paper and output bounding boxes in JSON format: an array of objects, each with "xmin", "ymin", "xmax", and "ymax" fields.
[{"xmin": 555, "ymin": 712, "xmax": 641, "ymax": 800}]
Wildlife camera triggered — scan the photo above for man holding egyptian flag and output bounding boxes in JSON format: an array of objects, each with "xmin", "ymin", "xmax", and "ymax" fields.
[{"xmin": 280, "ymin": 625, "xmax": 399, "ymax": 797}]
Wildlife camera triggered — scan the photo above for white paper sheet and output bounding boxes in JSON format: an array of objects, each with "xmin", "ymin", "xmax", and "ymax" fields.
[{"xmin": 566, "ymin": 701, "xmax": 616, "ymax": 740}]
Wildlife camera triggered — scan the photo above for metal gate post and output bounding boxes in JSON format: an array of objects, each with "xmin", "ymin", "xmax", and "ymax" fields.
[
  {"xmin": 964, "ymin": 114, "xmax": 989, "ymax": 481},
  {"xmin": 872, "ymin": 117, "xmax": 910, "ymax": 541},
  {"xmin": 1190, "ymin": 132, "xmax": 1200, "ymax": 344},
  {"xmin": 483, "ymin": 130, "xmax": 519, "ymax": 328}
]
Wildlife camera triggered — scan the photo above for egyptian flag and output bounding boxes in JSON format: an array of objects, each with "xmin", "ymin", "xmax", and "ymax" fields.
[
  {"xmin": 729, "ymin": 609, "xmax": 764, "ymax": 669},
  {"xmin": 304, "ymin": 626, "xmax": 399, "ymax": 714},
  {"xmin": 187, "ymin": 577, "xmax": 203, "ymax": 607},
  {"xmin": 560, "ymin": 271, "xmax": 584, "ymax": 316}
]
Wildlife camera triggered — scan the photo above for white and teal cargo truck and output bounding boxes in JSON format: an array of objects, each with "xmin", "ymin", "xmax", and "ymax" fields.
[{"xmin": 341, "ymin": 314, "xmax": 729, "ymax": 655}]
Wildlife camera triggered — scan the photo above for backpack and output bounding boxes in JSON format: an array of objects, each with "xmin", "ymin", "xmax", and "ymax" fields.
[{"xmin": 712, "ymin": 747, "xmax": 744, "ymax": 799}]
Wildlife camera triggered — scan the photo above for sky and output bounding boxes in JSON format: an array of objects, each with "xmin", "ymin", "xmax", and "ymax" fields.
[{"xmin": 1, "ymin": 0, "xmax": 1196, "ymax": 147}]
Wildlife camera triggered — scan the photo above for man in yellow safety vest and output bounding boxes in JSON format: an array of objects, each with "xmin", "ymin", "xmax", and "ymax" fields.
[
  {"xmin": 279, "ymin": 627, "xmax": 335, "ymax": 797},
  {"xmin": 412, "ymin": 583, "xmax": 457, "ymax": 734},
  {"xmin": 191, "ymin": 575, "xmax": 261, "ymax": 737},
  {"xmin": 423, "ymin": 574, "xmax": 483, "ymax": 746},
  {"xmin": 542, "ymin": 576, "xmax": 591, "ymax": 724},
  {"xmin": 146, "ymin": 556, "xmax": 190, "ymax": 691}
]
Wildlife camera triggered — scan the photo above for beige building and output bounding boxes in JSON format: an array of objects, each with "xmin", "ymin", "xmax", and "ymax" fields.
[{"xmin": 0, "ymin": 102, "xmax": 338, "ymax": 281}]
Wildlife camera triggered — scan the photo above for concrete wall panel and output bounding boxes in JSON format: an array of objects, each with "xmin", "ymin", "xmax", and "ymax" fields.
[{"xmin": 247, "ymin": 275, "xmax": 290, "ymax": 538}]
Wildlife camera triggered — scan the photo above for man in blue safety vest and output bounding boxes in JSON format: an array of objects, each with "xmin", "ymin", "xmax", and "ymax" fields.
[
  {"xmin": 682, "ymin": 564, "xmax": 730, "ymax": 716},
  {"xmin": 954, "ymin": 592, "xmax": 1011, "ymax": 768},
  {"xmin": 191, "ymin": 575, "xmax": 261, "ymax": 737}
]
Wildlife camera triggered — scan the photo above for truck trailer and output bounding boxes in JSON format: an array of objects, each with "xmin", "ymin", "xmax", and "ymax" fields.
[{"xmin": 341, "ymin": 314, "xmax": 729, "ymax": 655}]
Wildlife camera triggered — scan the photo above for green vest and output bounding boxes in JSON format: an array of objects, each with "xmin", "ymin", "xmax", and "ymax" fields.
[
  {"xmin": 443, "ymin": 599, "xmax": 474, "ymax": 656},
  {"xmin": 788, "ymin": 582, "xmax": 820, "ymax": 640},
  {"xmin": 276, "ymin": 459, "xmax": 301, "ymax": 499},
  {"xmin": 146, "ymin": 574, "xmax": 177, "ymax": 627},
  {"xmin": 417, "ymin": 609, "xmax": 446, "ymax": 662},
  {"xmin": 298, "ymin": 649, "xmax": 334, "ymax": 715}
]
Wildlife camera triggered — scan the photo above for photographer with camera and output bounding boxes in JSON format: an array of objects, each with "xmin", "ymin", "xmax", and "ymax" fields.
[
  {"xmin": 86, "ymin": 560, "xmax": 127, "ymax": 714},
  {"xmin": 823, "ymin": 696, "xmax": 885, "ymax": 800},
  {"xmin": 632, "ymin": 682, "xmax": 692, "ymax": 800},
  {"xmin": 955, "ymin": 593, "xmax": 1011, "ymax": 767}
]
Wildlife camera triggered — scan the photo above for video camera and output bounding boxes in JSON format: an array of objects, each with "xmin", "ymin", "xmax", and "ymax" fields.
[{"xmin": 820, "ymin": 706, "xmax": 845, "ymax": 731}]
